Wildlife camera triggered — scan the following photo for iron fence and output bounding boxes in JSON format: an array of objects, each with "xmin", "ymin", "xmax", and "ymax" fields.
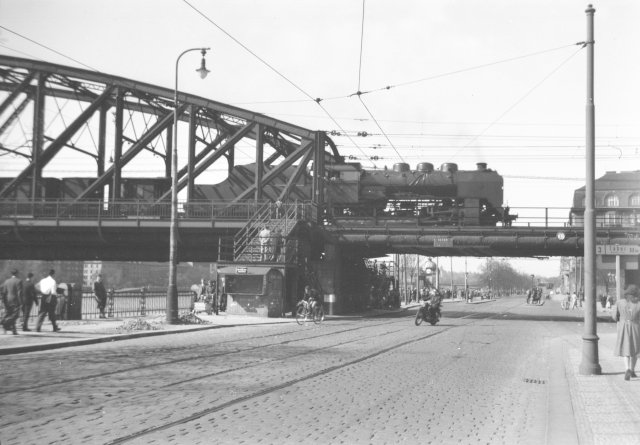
[{"xmin": 9, "ymin": 288, "xmax": 194, "ymax": 322}]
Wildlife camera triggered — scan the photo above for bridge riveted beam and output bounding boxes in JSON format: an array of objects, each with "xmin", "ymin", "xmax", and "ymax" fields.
[
  {"xmin": 112, "ymin": 89, "xmax": 125, "ymax": 199},
  {"xmin": 232, "ymin": 138, "xmax": 314, "ymax": 203},
  {"xmin": 0, "ymin": 95, "xmax": 31, "ymax": 138},
  {"xmin": 0, "ymin": 84, "xmax": 115, "ymax": 199},
  {"xmin": 32, "ymin": 72, "xmax": 46, "ymax": 199},
  {"xmin": 0, "ymin": 71, "xmax": 34, "ymax": 117},
  {"xmin": 74, "ymin": 103, "xmax": 185, "ymax": 201},
  {"xmin": 277, "ymin": 143, "xmax": 314, "ymax": 202},
  {"xmin": 187, "ymin": 104, "xmax": 198, "ymax": 202},
  {"xmin": 155, "ymin": 122, "xmax": 255, "ymax": 202},
  {"xmin": 255, "ymin": 123, "xmax": 264, "ymax": 202}
]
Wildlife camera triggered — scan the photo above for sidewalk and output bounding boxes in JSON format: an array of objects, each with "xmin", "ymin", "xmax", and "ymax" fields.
[
  {"xmin": 0, "ymin": 312, "xmax": 298, "ymax": 355},
  {"xmin": 0, "ymin": 299, "xmax": 470, "ymax": 356}
]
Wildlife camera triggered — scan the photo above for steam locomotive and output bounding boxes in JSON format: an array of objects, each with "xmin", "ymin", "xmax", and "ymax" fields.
[
  {"xmin": 324, "ymin": 162, "xmax": 508, "ymax": 226},
  {"xmin": 196, "ymin": 161, "xmax": 509, "ymax": 226}
]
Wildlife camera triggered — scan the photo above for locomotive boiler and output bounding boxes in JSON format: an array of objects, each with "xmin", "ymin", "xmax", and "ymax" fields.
[{"xmin": 324, "ymin": 162, "xmax": 507, "ymax": 226}]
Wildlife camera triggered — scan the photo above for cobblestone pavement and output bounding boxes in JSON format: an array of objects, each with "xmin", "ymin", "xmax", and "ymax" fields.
[{"xmin": 1, "ymin": 296, "xmax": 639, "ymax": 444}]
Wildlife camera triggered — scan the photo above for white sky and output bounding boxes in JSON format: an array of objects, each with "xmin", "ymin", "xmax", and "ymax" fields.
[{"xmin": 1, "ymin": 0, "xmax": 638, "ymax": 277}]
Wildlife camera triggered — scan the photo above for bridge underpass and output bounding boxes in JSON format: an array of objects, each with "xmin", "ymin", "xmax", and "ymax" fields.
[{"xmin": 2, "ymin": 55, "xmax": 639, "ymax": 315}]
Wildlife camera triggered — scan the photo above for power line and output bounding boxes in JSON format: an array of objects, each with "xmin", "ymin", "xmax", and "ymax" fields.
[
  {"xmin": 447, "ymin": 44, "xmax": 586, "ymax": 161},
  {"xmin": 230, "ymin": 43, "xmax": 580, "ymax": 105},
  {"xmin": 181, "ymin": 0, "xmax": 374, "ymax": 165},
  {"xmin": 0, "ymin": 25, "xmax": 99, "ymax": 71}
]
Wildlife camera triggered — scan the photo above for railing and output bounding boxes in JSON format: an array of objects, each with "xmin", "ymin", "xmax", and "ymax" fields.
[
  {"xmin": 330, "ymin": 205, "xmax": 640, "ymax": 229},
  {"xmin": 10, "ymin": 288, "xmax": 194, "ymax": 322},
  {"xmin": 233, "ymin": 200, "xmax": 313, "ymax": 261},
  {"xmin": 0, "ymin": 199, "xmax": 275, "ymax": 221}
]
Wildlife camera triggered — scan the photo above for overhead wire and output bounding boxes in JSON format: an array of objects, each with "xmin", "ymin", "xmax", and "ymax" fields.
[
  {"xmin": 353, "ymin": 0, "xmax": 404, "ymax": 163},
  {"xmin": 0, "ymin": 24, "xmax": 99, "ymax": 71},
  {"xmin": 447, "ymin": 43, "xmax": 586, "ymax": 161},
  {"xmin": 181, "ymin": 0, "xmax": 373, "ymax": 165},
  {"xmin": 229, "ymin": 43, "xmax": 580, "ymax": 106}
]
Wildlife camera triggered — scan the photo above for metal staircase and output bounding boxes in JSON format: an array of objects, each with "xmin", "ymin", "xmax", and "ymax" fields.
[{"xmin": 233, "ymin": 201, "xmax": 308, "ymax": 263}]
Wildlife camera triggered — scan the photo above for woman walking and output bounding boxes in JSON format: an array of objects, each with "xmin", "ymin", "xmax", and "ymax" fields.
[{"xmin": 613, "ymin": 284, "xmax": 640, "ymax": 381}]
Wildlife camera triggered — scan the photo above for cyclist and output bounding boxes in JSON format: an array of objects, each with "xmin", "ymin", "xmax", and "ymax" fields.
[{"xmin": 300, "ymin": 285, "xmax": 320, "ymax": 319}]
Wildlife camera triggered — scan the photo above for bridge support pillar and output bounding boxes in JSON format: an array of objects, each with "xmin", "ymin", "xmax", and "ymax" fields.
[{"xmin": 311, "ymin": 244, "xmax": 369, "ymax": 315}]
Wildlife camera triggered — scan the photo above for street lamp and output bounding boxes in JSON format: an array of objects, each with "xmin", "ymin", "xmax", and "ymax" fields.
[{"xmin": 167, "ymin": 47, "xmax": 210, "ymax": 324}]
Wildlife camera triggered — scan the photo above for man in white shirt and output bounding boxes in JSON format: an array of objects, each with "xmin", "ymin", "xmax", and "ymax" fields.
[
  {"xmin": 36, "ymin": 269, "xmax": 61, "ymax": 332},
  {"xmin": 259, "ymin": 226, "xmax": 271, "ymax": 261}
]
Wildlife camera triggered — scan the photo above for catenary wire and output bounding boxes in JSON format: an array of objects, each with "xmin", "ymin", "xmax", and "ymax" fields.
[
  {"xmin": 181, "ymin": 0, "xmax": 375, "ymax": 166},
  {"xmin": 446, "ymin": 44, "xmax": 586, "ymax": 161},
  {"xmin": 0, "ymin": 25, "xmax": 99, "ymax": 71}
]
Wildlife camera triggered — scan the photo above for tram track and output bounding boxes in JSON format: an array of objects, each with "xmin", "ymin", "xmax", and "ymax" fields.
[
  {"xmin": 106, "ymin": 308, "xmax": 513, "ymax": 445},
  {"xmin": 0, "ymin": 315, "xmax": 412, "ymax": 395}
]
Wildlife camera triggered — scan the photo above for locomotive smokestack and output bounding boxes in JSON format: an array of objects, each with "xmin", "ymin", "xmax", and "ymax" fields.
[
  {"xmin": 416, "ymin": 162, "xmax": 434, "ymax": 173},
  {"xmin": 440, "ymin": 163, "xmax": 458, "ymax": 173},
  {"xmin": 476, "ymin": 162, "xmax": 487, "ymax": 171}
]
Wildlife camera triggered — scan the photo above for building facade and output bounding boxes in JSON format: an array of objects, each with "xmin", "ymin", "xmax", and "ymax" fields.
[{"xmin": 568, "ymin": 171, "xmax": 640, "ymax": 296}]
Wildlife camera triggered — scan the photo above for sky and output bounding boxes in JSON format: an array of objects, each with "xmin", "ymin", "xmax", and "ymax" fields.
[{"xmin": 1, "ymin": 0, "xmax": 639, "ymax": 277}]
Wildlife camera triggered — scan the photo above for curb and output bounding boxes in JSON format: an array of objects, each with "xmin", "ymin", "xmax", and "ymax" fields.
[{"xmin": 0, "ymin": 305, "xmax": 421, "ymax": 355}]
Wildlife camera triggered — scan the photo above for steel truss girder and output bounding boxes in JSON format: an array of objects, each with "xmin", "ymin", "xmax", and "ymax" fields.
[
  {"xmin": 73, "ymin": 104, "xmax": 187, "ymax": 200},
  {"xmin": 0, "ymin": 85, "xmax": 115, "ymax": 198},
  {"xmin": 0, "ymin": 55, "xmax": 340, "ymax": 207}
]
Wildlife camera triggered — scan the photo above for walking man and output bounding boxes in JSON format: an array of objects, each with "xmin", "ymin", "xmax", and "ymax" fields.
[
  {"xmin": 259, "ymin": 226, "xmax": 271, "ymax": 261},
  {"xmin": 1, "ymin": 268, "xmax": 23, "ymax": 335},
  {"xmin": 22, "ymin": 272, "xmax": 38, "ymax": 331},
  {"xmin": 93, "ymin": 274, "xmax": 107, "ymax": 318},
  {"xmin": 36, "ymin": 269, "xmax": 61, "ymax": 332}
]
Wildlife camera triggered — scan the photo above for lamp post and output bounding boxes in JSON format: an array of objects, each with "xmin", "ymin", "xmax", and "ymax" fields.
[
  {"xmin": 167, "ymin": 47, "xmax": 210, "ymax": 324},
  {"xmin": 530, "ymin": 274, "xmax": 535, "ymax": 289},
  {"xmin": 579, "ymin": 4, "xmax": 601, "ymax": 375}
]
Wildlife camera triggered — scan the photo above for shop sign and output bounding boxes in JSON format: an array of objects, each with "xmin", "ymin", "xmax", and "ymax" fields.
[
  {"xmin": 433, "ymin": 237, "xmax": 453, "ymax": 247},
  {"xmin": 236, "ymin": 267, "xmax": 248, "ymax": 274},
  {"xmin": 595, "ymin": 244, "xmax": 640, "ymax": 255}
]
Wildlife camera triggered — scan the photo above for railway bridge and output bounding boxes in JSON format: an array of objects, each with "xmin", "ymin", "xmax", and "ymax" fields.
[{"xmin": 1, "ymin": 55, "xmax": 639, "ymax": 315}]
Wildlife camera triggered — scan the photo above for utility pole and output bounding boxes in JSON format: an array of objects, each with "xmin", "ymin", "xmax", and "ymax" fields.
[
  {"xmin": 450, "ymin": 257, "xmax": 454, "ymax": 294},
  {"xmin": 464, "ymin": 257, "xmax": 468, "ymax": 300},
  {"xmin": 579, "ymin": 4, "xmax": 601, "ymax": 375}
]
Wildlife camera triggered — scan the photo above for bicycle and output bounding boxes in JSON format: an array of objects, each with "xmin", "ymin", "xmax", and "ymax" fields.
[{"xmin": 295, "ymin": 300, "xmax": 324, "ymax": 325}]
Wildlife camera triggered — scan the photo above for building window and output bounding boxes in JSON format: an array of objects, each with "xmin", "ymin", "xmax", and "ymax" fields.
[
  {"xmin": 604, "ymin": 211, "xmax": 620, "ymax": 227},
  {"xmin": 629, "ymin": 194, "xmax": 640, "ymax": 207},
  {"xmin": 604, "ymin": 194, "xmax": 619, "ymax": 207}
]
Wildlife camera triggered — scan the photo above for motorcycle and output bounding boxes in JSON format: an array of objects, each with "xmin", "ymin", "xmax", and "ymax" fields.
[{"xmin": 415, "ymin": 298, "xmax": 442, "ymax": 326}]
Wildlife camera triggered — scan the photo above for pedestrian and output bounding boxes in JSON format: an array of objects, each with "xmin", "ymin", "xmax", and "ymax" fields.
[
  {"xmin": 274, "ymin": 199, "xmax": 283, "ymax": 218},
  {"xmin": 612, "ymin": 284, "xmax": 640, "ymax": 381},
  {"xmin": 570, "ymin": 291, "xmax": 578, "ymax": 310},
  {"xmin": 1, "ymin": 268, "xmax": 23, "ymax": 335},
  {"xmin": 259, "ymin": 225, "xmax": 271, "ymax": 261},
  {"xmin": 93, "ymin": 274, "xmax": 107, "ymax": 318},
  {"xmin": 36, "ymin": 269, "xmax": 61, "ymax": 332},
  {"xmin": 272, "ymin": 228, "xmax": 283, "ymax": 262},
  {"xmin": 22, "ymin": 272, "xmax": 38, "ymax": 331}
]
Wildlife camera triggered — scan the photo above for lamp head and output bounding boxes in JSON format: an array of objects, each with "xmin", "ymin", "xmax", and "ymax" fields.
[{"xmin": 196, "ymin": 49, "xmax": 210, "ymax": 79}]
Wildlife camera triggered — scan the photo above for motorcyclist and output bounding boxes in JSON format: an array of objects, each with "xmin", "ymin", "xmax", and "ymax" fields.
[{"xmin": 428, "ymin": 289, "xmax": 442, "ymax": 319}]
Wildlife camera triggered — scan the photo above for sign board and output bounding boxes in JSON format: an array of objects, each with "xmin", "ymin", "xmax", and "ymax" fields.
[
  {"xmin": 235, "ymin": 267, "xmax": 248, "ymax": 274},
  {"xmin": 596, "ymin": 245, "xmax": 640, "ymax": 255},
  {"xmin": 433, "ymin": 237, "xmax": 453, "ymax": 248}
]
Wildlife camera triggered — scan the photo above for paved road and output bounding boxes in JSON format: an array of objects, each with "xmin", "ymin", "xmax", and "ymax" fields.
[{"xmin": 0, "ymin": 296, "xmax": 596, "ymax": 444}]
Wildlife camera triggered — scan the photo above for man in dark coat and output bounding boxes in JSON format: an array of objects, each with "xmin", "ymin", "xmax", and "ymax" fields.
[
  {"xmin": 22, "ymin": 272, "xmax": 38, "ymax": 331},
  {"xmin": 93, "ymin": 274, "xmax": 107, "ymax": 318},
  {"xmin": 1, "ymin": 268, "xmax": 23, "ymax": 335}
]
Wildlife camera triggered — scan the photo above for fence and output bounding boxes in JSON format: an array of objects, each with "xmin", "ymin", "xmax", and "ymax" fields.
[{"xmin": 10, "ymin": 288, "xmax": 194, "ymax": 322}]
